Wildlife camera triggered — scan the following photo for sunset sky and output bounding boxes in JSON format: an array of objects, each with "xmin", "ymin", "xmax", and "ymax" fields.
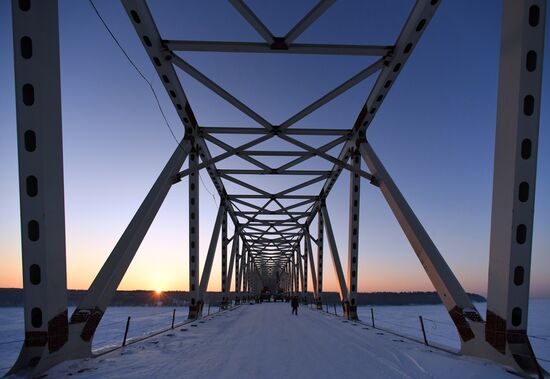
[{"xmin": 1, "ymin": 0, "xmax": 549, "ymax": 297}]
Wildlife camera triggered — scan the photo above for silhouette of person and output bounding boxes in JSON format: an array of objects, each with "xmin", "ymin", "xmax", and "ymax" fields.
[{"xmin": 291, "ymin": 295, "xmax": 299, "ymax": 315}]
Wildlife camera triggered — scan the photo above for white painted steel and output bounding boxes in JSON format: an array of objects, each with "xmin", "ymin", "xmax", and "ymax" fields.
[
  {"xmin": 486, "ymin": 0, "xmax": 546, "ymax": 375},
  {"xmin": 10, "ymin": 0, "xmax": 68, "ymax": 374}
]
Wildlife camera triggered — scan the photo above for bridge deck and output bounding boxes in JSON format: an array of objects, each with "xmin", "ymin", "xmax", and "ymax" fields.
[{"xmin": 51, "ymin": 303, "xmax": 513, "ymax": 378}]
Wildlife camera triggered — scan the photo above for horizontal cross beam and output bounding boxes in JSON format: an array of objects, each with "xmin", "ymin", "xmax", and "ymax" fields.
[{"xmin": 165, "ymin": 40, "xmax": 392, "ymax": 56}]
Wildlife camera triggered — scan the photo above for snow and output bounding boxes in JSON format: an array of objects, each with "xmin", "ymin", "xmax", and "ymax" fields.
[
  {"xmin": 0, "ymin": 306, "xmax": 191, "ymax": 375},
  {"xmin": 45, "ymin": 303, "xmax": 516, "ymax": 378},
  {"xmin": 1, "ymin": 300, "xmax": 548, "ymax": 377},
  {"xmin": 357, "ymin": 300, "xmax": 550, "ymax": 371}
]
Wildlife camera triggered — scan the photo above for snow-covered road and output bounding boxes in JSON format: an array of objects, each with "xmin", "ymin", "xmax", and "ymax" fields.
[{"xmin": 49, "ymin": 303, "xmax": 516, "ymax": 378}]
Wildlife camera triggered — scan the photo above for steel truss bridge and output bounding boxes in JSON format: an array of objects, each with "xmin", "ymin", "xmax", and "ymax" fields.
[{"xmin": 7, "ymin": 0, "xmax": 547, "ymax": 377}]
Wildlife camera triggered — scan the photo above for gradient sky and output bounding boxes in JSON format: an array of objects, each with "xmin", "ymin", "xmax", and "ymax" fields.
[{"xmin": 1, "ymin": 0, "xmax": 549, "ymax": 297}]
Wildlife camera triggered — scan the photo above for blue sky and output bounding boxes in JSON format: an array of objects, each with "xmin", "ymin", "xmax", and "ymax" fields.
[{"xmin": 1, "ymin": 0, "xmax": 549, "ymax": 296}]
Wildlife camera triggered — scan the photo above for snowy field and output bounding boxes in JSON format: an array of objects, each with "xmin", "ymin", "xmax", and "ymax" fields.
[
  {"xmin": 0, "ymin": 305, "xmax": 195, "ymax": 375},
  {"xmin": 0, "ymin": 300, "xmax": 548, "ymax": 376},
  {"xmin": 357, "ymin": 299, "xmax": 550, "ymax": 372}
]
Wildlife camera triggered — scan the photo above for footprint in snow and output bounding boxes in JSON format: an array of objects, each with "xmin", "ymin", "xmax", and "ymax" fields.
[{"xmin": 77, "ymin": 367, "xmax": 98, "ymax": 374}]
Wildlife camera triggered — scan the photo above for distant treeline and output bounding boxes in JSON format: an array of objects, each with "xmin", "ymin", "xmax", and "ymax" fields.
[{"xmin": 0, "ymin": 288, "xmax": 485, "ymax": 307}]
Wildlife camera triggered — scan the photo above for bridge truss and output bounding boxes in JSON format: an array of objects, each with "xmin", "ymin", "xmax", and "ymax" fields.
[{"xmin": 8, "ymin": 0, "xmax": 546, "ymax": 377}]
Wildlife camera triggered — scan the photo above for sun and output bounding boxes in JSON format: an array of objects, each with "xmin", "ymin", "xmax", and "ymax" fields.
[{"xmin": 155, "ymin": 288, "xmax": 162, "ymax": 295}]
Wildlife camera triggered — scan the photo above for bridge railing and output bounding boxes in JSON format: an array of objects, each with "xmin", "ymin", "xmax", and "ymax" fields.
[
  {"xmin": 0, "ymin": 302, "xmax": 237, "ymax": 376},
  {"xmin": 305, "ymin": 301, "xmax": 550, "ymax": 369}
]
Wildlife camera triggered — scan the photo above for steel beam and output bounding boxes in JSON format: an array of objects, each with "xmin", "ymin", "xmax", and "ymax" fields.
[
  {"xmin": 221, "ymin": 208, "xmax": 228, "ymax": 306},
  {"xmin": 305, "ymin": 231, "xmax": 318, "ymax": 300},
  {"xmin": 198, "ymin": 203, "xmax": 226, "ymax": 312},
  {"xmin": 202, "ymin": 133, "xmax": 272, "ymax": 171},
  {"xmin": 297, "ymin": 247, "xmax": 305, "ymax": 296},
  {"xmin": 166, "ymin": 40, "xmax": 391, "ymax": 56},
  {"xmin": 225, "ymin": 231, "xmax": 239, "ymax": 300},
  {"xmin": 290, "ymin": 252, "xmax": 298, "ymax": 294},
  {"xmin": 485, "ymin": 0, "xmax": 546, "ymax": 375},
  {"xmin": 316, "ymin": 206, "xmax": 324, "ymax": 309},
  {"xmin": 229, "ymin": 0, "xmax": 275, "ymax": 44},
  {"xmin": 346, "ymin": 150, "xmax": 361, "ymax": 320},
  {"xmin": 188, "ymin": 145, "xmax": 200, "ymax": 319},
  {"xmin": 200, "ymin": 127, "xmax": 349, "ymax": 135},
  {"xmin": 359, "ymin": 141, "xmax": 485, "ymax": 349},
  {"xmin": 320, "ymin": 205, "xmax": 349, "ymax": 305},
  {"xmin": 284, "ymin": 0, "xmax": 335, "ymax": 44},
  {"xmin": 304, "ymin": 0, "xmax": 441, "ymax": 229},
  {"xmin": 240, "ymin": 249, "xmax": 248, "ymax": 295},
  {"xmin": 278, "ymin": 134, "xmax": 373, "ymax": 180},
  {"xmin": 176, "ymin": 134, "xmax": 273, "ymax": 179},
  {"xmin": 219, "ymin": 169, "xmax": 331, "ymax": 176},
  {"xmin": 67, "ymin": 141, "xmax": 189, "ymax": 356},
  {"xmin": 245, "ymin": 250, "xmax": 250, "ymax": 295},
  {"xmin": 10, "ymin": 0, "xmax": 68, "ymax": 374},
  {"xmin": 121, "ymin": 0, "xmax": 242, "ymax": 235},
  {"xmin": 235, "ymin": 252, "xmax": 241, "ymax": 296},
  {"xmin": 279, "ymin": 59, "xmax": 384, "ymax": 130},
  {"xmin": 171, "ymin": 55, "xmax": 272, "ymax": 130},
  {"xmin": 303, "ymin": 246, "xmax": 309, "ymax": 302}
]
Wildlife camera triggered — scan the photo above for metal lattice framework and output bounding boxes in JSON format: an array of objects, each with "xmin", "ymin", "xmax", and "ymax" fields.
[{"xmin": 8, "ymin": 0, "xmax": 546, "ymax": 377}]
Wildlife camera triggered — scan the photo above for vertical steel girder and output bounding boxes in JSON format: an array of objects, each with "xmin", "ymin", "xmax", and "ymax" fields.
[
  {"xmin": 247, "ymin": 253, "xmax": 251, "ymax": 294},
  {"xmin": 225, "ymin": 232, "xmax": 239, "ymax": 301},
  {"xmin": 241, "ymin": 248, "xmax": 248, "ymax": 295},
  {"xmin": 235, "ymin": 254, "xmax": 240, "ymax": 293},
  {"xmin": 303, "ymin": 245, "xmax": 309, "ymax": 300},
  {"xmin": 188, "ymin": 146, "xmax": 200, "ymax": 319},
  {"xmin": 320, "ymin": 205, "xmax": 349, "ymax": 305},
  {"xmin": 317, "ymin": 211, "xmax": 324, "ymax": 309},
  {"xmin": 198, "ymin": 202, "xmax": 226, "ymax": 313},
  {"xmin": 358, "ymin": 141, "xmax": 485, "ymax": 349},
  {"xmin": 286, "ymin": 260, "xmax": 294, "ymax": 293},
  {"xmin": 305, "ymin": 231, "xmax": 318, "ymax": 300},
  {"xmin": 10, "ymin": 0, "xmax": 68, "ymax": 375},
  {"xmin": 247, "ymin": 254, "xmax": 251, "ymax": 294},
  {"xmin": 297, "ymin": 248, "xmax": 305, "ymax": 296},
  {"xmin": 289, "ymin": 260, "xmax": 293, "ymax": 294},
  {"xmin": 292, "ymin": 253, "xmax": 298, "ymax": 294},
  {"xmin": 346, "ymin": 151, "xmax": 361, "ymax": 320},
  {"xmin": 221, "ymin": 209, "xmax": 228, "ymax": 305},
  {"xmin": 485, "ymin": 0, "xmax": 546, "ymax": 375}
]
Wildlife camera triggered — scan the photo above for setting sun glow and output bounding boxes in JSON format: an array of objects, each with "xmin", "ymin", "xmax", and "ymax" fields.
[{"xmin": 155, "ymin": 288, "xmax": 162, "ymax": 295}]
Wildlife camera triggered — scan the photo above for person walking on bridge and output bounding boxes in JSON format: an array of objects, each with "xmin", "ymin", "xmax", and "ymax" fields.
[{"xmin": 291, "ymin": 295, "xmax": 299, "ymax": 315}]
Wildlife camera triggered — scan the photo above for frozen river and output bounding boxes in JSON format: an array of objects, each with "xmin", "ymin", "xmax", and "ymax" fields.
[{"xmin": 0, "ymin": 300, "xmax": 548, "ymax": 375}]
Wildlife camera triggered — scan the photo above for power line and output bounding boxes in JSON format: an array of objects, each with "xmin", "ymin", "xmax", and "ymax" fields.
[
  {"xmin": 88, "ymin": 0, "xmax": 218, "ymax": 206},
  {"xmin": 199, "ymin": 170, "xmax": 219, "ymax": 205},
  {"xmin": 88, "ymin": 0, "xmax": 179, "ymax": 145}
]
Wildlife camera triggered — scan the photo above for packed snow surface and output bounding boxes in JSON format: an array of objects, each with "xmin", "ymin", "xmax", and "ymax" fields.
[{"xmin": 43, "ymin": 302, "xmax": 518, "ymax": 379}]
